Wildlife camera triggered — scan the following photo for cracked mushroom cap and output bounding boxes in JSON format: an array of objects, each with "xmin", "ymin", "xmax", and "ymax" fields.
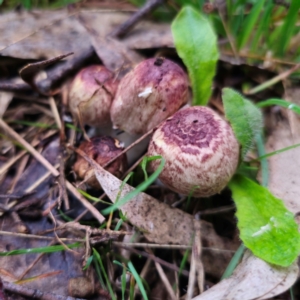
[
  {"xmin": 110, "ymin": 57, "xmax": 189, "ymax": 135},
  {"xmin": 73, "ymin": 136, "xmax": 127, "ymax": 189},
  {"xmin": 148, "ymin": 106, "xmax": 240, "ymax": 197},
  {"xmin": 69, "ymin": 65, "xmax": 118, "ymax": 127}
]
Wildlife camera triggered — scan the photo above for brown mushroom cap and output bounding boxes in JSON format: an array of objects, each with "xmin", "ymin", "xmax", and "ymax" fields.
[
  {"xmin": 148, "ymin": 106, "xmax": 240, "ymax": 197},
  {"xmin": 69, "ymin": 65, "xmax": 118, "ymax": 127},
  {"xmin": 73, "ymin": 136, "xmax": 127, "ymax": 189},
  {"xmin": 110, "ymin": 57, "xmax": 189, "ymax": 135}
]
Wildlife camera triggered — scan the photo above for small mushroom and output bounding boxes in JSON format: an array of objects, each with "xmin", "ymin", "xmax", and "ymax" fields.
[
  {"xmin": 148, "ymin": 106, "xmax": 239, "ymax": 197},
  {"xmin": 73, "ymin": 136, "xmax": 127, "ymax": 189},
  {"xmin": 68, "ymin": 65, "xmax": 118, "ymax": 127},
  {"xmin": 110, "ymin": 57, "xmax": 189, "ymax": 135}
]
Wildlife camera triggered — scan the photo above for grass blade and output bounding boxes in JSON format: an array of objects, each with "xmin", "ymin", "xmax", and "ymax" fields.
[
  {"xmin": 101, "ymin": 157, "xmax": 165, "ymax": 215},
  {"xmin": 128, "ymin": 261, "xmax": 148, "ymax": 300},
  {"xmin": 237, "ymin": 0, "xmax": 266, "ymax": 49},
  {"xmin": 275, "ymin": 0, "xmax": 300, "ymax": 57},
  {"xmin": 0, "ymin": 243, "xmax": 81, "ymax": 256}
]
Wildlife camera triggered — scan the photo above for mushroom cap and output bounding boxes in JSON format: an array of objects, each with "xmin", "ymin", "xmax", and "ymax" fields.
[
  {"xmin": 73, "ymin": 136, "xmax": 127, "ymax": 189},
  {"xmin": 148, "ymin": 106, "xmax": 240, "ymax": 197},
  {"xmin": 110, "ymin": 57, "xmax": 189, "ymax": 135},
  {"xmin": 69, "ymin": 65, "xmax": 118, "ymax": 127}
]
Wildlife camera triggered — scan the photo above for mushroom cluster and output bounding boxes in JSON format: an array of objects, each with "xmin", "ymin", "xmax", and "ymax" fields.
[{"xmin": 70, "ymin": 57, "xmax": 239, "ymax": 196}]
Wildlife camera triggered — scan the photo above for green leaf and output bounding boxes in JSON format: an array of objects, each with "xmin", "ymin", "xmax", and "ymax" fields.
[
  {"xmin": 171, "ymin": 6, "xmax": 219, "ymax": 106},
  {"xmin": 222, "ymin": 88, "xmax": 263, "ymax": 158},
  {"xmin": 229, "ymin": 175, "xmax": 300, "ymax": 267}
]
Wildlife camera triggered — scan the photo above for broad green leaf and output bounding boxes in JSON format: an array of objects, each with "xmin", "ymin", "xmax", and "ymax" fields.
[
  {"xmin": 171, "ymin": 6, "xmax": 219, "ymax": 106},
  {"xmin": 222, "ymin": 88, "xmax": 263, "ymax": 158},
  {"xmin": 229, "ymin": 175, "xmax": 300, "ymax": 267}
]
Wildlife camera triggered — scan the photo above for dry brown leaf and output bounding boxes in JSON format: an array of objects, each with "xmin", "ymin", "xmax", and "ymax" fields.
[
  {"xmin": 94, "ymin": 159, "xmax": 195, "ymax": 245},
  {"xmin": 266, "ymin": 85, "xmax": 300, "ymax": 215},
  {"xmin": 78, "ymin": 12, "xmax": 143, "ymax": 71},
  {"xmin": 192, "ymin": 250, "xmax": 299, "ymax": 300},
  {"xmin": 0, "ymin": 9, "xmax": 172, "ymax": 62},
  {"xmin": 75, "ymin": 149, "xmax": 237, "ymax": 277},
  {"xmin": 0, "ymin": 10, "xmax": 90, "ymax": 60},
  {"xmin": 0, "ymin": 139, "xmax": 89, "ymax": 297}
]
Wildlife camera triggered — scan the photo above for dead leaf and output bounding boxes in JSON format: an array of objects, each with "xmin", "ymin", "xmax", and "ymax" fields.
[
  {"xmin": 0, "ymin": 10, "xmax": 89, "ymax": 60},
  {"xmin": 0, "ymin": 139, "xmax": 89, "ymax": 297},
  {"xmin": 78, "ymin": 12, "xmax": 143, "ymax": 71},
  {"xmin": 192, "ymin": 250, "xmax": 299, "ymax": 300},
  {"xmin": 0, "ymin": 9, "xmax": 173, "ymax": 63},
  {"xmin": 19, "ymin": 53, "xmax": 73, "ymax": 94},
  {"xmin": 75, "ymin": 148, "xmax": 237, "ymax": 277}
]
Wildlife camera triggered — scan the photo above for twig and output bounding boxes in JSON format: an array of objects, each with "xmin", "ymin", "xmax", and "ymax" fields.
[
  {"xmin": 148, "ymin": 248, "xmax": 177, "ymax": 300},
  {"xmin": 2, "ymin": 280, "xmax": 85, "ymax": 300},
  {"xmin": 0, "ymin": 230, "xmax": 84, "ymax": 242},
  {"xmin": 0, "ymin": 119, "xmax": 105, "ymax": 223},
  {"xmin": 115, "ymin": 244, "xmax": 190, "ymax": 277},
  {"xmin": 0, "ymin": 47, "xmax": 95, "ymax": 94},
  {"xmin": 246, "ymin": 63, "xmax": 300, "ymax": 95},
  {"xmin": 110, "ymin": 0, "xmax": 166, "ymax": 38}
]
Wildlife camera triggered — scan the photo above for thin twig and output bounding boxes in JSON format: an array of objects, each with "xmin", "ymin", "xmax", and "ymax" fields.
[
  {"xmin": 246, "ymin": 63, "xmax": 300, "ymax": 95},
  {"xmin": 0, "ymin": 119, "xmax": 105, "ymax": 223},
  {"xmin": 0, "ymin": 230, "xmax": 84, "ymax": 242},
  {"xmin": 2, "ymin": 280, "xmax": 85, "ymax": 300},
  {"xmin": 110, "ymin": 0, "xmax": 166, "ymax": 38},
  {"xmin": 148, "ymin": 248, "xmax": 177, "ymax": 300}
]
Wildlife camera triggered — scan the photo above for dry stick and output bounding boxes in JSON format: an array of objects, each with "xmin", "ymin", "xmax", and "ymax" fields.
[
  {"xmin": 18, "ymin": 240, "xmax": 56, "ymax": 281},
  {"xmin": 0, "ymin": 163, "xmax": 60, "ymax": 218},
  {"xmin": 72, "ymin": 149, "xmax": 146, "ymax": 222},
  {"xmin": 110, "ymin": 0, "xmax": 166, "ymax": 38},
  {"xmin": 2, "ymin": 280, "xmax": 85, "ymax": 300},
  {"xmin": 7, "ymin": 154, "xmax": 30, "ymax": 193},
  {"xmin": 246, "ymin": 63, "xmax": 300, "ymax": 95},
  {"xmin": 194, "ymin": 218, "xmax": 204, "ymax": 294},
  {"xmin": 0, "ymin": 230, "xmax": 84, "ymax": 242},
  {"xmin": 0, "ymin": 46, "xmax": 95, "ymax": 94},
  {"xmin": 0, "ymin": 129, "xmax": 57, "ymax": 177},
  {"xmin": 96, "ymin": 128, "xmax": 154, "ymax": 169},
  {"xmin": 148, "ymin": 248, "xmax": 177, "ymax": 300},
  {"xmin": 50, "ymin": 95, "xmax": 70, "ymax": 210},
  {"xmin": 217, "ymin": 6, "xmax": 240, "ymax": 64},
  {"xmin": 112, "ymin": 241, "xmax": 235, "ymax": 253},
  {"xmin": 134, "ymin": 257, "xmax": 151, "ymax": 296},
  {"xmin": 199, "ymin": 204, "xmax": 235, "ymax": 216},
  {"xmin": 116, "ymin": 245, "xmax": 190, "ymax": 277},
  {"xmin": 173, "ymin": 252, "xmax": 180, "ymax": 299},
  {"xmin": 0, "ymin": 119, "xmax": 105, "ymax": 223}
]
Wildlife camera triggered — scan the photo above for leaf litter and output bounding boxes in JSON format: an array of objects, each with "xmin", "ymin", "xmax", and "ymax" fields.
[{"xmin": 0, "ymin": 3, "xmax": 300, "ymax": 300}]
